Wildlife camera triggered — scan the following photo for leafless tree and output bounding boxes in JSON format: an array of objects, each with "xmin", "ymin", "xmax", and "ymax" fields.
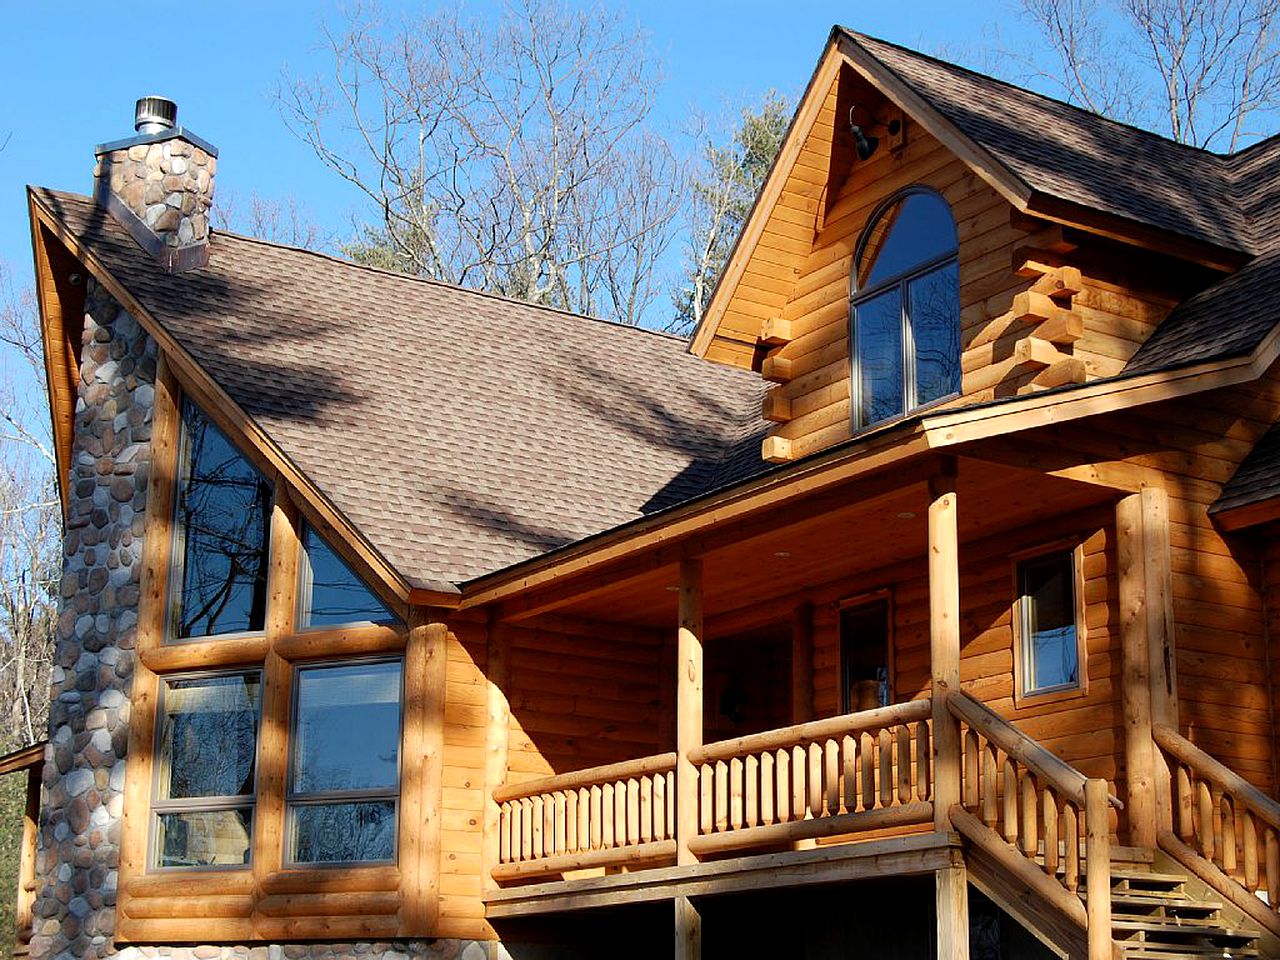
[
  {"xmin": 213, "ymin": 191, "xmax": 330, "ymax": 251},
  {"xmin": 277, "ymin": 0, "xmax": 681, "ymax": 325},
  {"xmin": 1014, "ymin": 0, "xmax": 1280, "ymax": 150},
  {"xmin": 0, "ymin": 266, "xmax": 58, "ymax": 752}
]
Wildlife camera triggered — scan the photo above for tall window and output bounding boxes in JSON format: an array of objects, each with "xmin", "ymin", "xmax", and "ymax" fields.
[
  {"xmin": 152, "ymin": 672, "xmax": 261, "ymax": 868},
  {"xmin": 850, "ymin": 189, "xmax": 960, "ymax": 429},
  {"xmin": 171, "ymin": 400, "xmax": 273, "ymax": 639},
  {"xmin": 840, "ymin": 598, "xmax": 892, "ymax": 713},
  {"xmin": 1015, "ymin": 549, "xmax": 1084, "ymax": 698},
  {"xmin": 287, "ymin": 659, "xmax": 403, "ymax": 864}
]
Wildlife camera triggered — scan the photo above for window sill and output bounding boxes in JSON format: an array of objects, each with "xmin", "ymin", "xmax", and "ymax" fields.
[{"xmin": 1012, "ymin": 682, "xmax": 1089, "ymax": 710}]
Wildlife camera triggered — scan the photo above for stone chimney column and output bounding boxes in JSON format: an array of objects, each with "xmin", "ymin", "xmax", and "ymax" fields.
[{"xmin": 92, "ymin": 96, "xmax": 218, "ymax": 273}]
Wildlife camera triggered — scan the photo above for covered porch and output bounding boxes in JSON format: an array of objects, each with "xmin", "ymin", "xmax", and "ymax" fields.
[{"xmin": 474, "ymin": 451, "xmax": 1152, "ymax": 957}]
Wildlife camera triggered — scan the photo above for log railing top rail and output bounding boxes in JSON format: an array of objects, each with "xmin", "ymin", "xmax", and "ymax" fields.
[
  {"xmin": 947, "ymin": 691, "xmax": 1122, "ymax": 809},
  {"xmin": 493, "ymin": 752, "xmax": 677, "ymax": 805},
  {"xmin": 689, "ymin": 698, "xmax": 932, "ymax": 765},
  {"xmin": 1154, "ymin": 723, "xmax": 1280, "ymax": 832}
]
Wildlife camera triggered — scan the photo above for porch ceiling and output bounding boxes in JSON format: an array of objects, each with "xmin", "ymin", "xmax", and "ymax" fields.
[{"xmin": 523, "ymin": 457, "xmax": 1117, "ymax": 631}]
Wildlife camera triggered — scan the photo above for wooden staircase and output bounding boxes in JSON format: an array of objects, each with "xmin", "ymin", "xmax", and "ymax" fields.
[{"xmin": 1106, "ymin": 858, "xmax": 1263, "ymax": 959}]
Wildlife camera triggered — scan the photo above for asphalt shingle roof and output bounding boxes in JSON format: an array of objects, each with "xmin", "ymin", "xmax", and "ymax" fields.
[
  {"xmin": 35, "ymin": 189, "xmax": 767, "ymax": 588},
  {"xmin": 1213, "ymin": 421, "xmax": 1280, "ymax": 518}
]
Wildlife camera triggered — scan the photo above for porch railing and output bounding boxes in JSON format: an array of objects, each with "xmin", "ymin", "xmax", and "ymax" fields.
[
  {"xmin": 948, "ymin": 691, "xmax": 1117, "ymax": 958},
  {"xmin": 686, "ymin": 698, "xmax": 934, "ymax": 857},
  {"xmin": 493, "ymin": 753, "xmax": 678, "ymax": 881},
  {"xmin": 1154, "ymin": 723, "xmax": 1280, "ymax": 937}
]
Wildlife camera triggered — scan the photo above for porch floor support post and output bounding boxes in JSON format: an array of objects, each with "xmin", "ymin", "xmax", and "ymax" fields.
[
  {"xmin": 1118, "ymin": 487, "xmax": 1177, "ymax": 847},
  {"xmin": 676, "ymin": 558, "xmax": 704, "ymax": 868},
  {"xmin": 929, "ymin": 472, "xmax": 968, "ymax": 960},
  {"xmin": 675, "ymin": 894, "xmax": 702, "ymax": 960}
]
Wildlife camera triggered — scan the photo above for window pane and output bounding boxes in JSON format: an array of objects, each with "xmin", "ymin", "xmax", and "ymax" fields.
[
  {"xmin": 301, "ymin": 525, "xmax": 397, "ymax": 627},
  {"xmin": 858, "ymin": 192, "xmax": 958, "ymax": 289},
  {"xmin": 840, "ymin": 601, "xmax": 891, "ymax": 713},
  {"xmin": 156, "ymin": 808, "xmax": 253, "ymax": 868},
  {"xmin": 290, "ymin": 801, "xmax": 396, "ymax": 864},
  {"xmin": 855, "ymin": 288, "xmax": 905, "ymax": 426},
  {"xmin": 158, "ymin": 674, "xmax": 260, "ymax": 800},
  {"xmin": 174, "ymin": 401, "xmax": 272, "ymax": 638},
  {"xmin": 292, "ymin": 661, "xmax": 402, "ymax": 794},
  {"xmin": 1020, "ymin": 553, "xmax": 1079, "ymax": 693},
  {"xmin": 910, "ymin": 261, "xmax": 961, "ymax": 406}
]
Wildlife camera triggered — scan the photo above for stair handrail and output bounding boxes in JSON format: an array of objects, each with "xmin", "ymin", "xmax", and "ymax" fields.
[
  {"xmin": 1153, "ymin": 723, "xmax": 1280, "ymax": 831},
  {"xmin": 947, "ymin": 691, "xmax": 1122, "ymax": 809}
]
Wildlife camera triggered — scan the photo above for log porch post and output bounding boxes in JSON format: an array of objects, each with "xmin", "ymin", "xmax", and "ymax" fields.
[
  {"xmin": 675, "ymin": 559, "xmax": 704, "ymax": 959},
  {"xmin": 1118, "ymin": 486, "xmax": 1177, "ymax": 847},
  {"xmin": 929, "ymin": 471, "xmax": 969, "ymax": 960}
]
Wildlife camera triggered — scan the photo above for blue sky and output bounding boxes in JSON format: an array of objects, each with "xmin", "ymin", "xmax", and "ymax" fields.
[{"xmin": 0, "ymin": 0, "xmax": 1021, "ymax": 289}]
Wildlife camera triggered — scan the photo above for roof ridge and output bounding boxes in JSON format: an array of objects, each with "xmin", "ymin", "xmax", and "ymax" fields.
[
  {"xmin": 839, "ymin": 27, "xmax": 1246, "ymax": 163},
  {"xmin": 43, "ymin": 188, "xmax": 693, "ymax": 346}
]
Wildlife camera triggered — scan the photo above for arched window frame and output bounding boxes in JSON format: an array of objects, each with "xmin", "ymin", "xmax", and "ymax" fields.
[{"xmin": 848, "ymin": 186, "xmax": 960, "ymax": 431}]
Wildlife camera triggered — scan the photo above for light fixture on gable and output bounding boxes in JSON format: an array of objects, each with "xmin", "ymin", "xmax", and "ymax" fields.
[{"xmin": 848, "ymin": 104, "xmax": 880, "ymax": 161}]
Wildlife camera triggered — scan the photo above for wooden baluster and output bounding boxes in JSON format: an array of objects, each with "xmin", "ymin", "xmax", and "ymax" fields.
[
  {"xmin": 1176, "ymin": 764, "xmax": 1194, "ymax": 841},
  {"xmin": 578, "ymin": 787, "xmax": 590, "ymax": 852},
  {"xmin": 982, "ymin": 742, "xmax": 998, "ymax": 828},
  {"xmin": 1212, "ymin": 785, "xmax": 1226, "ymax": 869},
  {"xmin": 667, "ymin": 771, "xmax": 676, "ymax": 839},
  {"xmin": 793, "ymin": 745, "xmax": 808, "ymax": 819},
  {"xmin": 808, "ymin": 742, "xmax": 823, "ymax": 817},
  {"xmin": 639, "ymin": 776, "xmax": 653, "ymax": 844},
  {"xmin": 1043, "ymin": 789, "xmax": 1059, "ymax": 879},
  {"xmin": 699, "ymin": 764, "xmax": 713, "ymax": 835},
  {"xmin": 616, "ymin": 780, "xmax": 629, "ymax": 846},
  {"xmin": 1266, "ymin": 827, "xmax": 1279, "ymax": 905},
  {"xmin": 626, "ymin": 778, "xmax": 641, "ymax": 846},
  {"xmin": 861, "ymin": 732, "xmax": 876, "ymax": 811},
  {"xmin": 1003, "ymin": 757, "xmax": 1019, "ymax": 845},
  {"xmin": 521, "ymin": 797, "xmax": 534, "ymax": 860},
  {"xmin": 564, "ymin": 790, "xmax": 576, "ymax": 853},
  {"xmin": 1063, "ymin": 803, "xmax": 1080, "ymax": 894},
  {"xmin": 964, "ymin": 728, "xmax": 980, "ymax": 809},
  {"xmin": 554, "ymin": 791, "xmax": 567, "ymax": 855},
  {"xmin": 715, "ymin": 761, "xmax": 729, "ymax": 832},
  {"xmin": 500, "ymin": 801, "xmax": 511, "ymax": 864},
  {"xmin": 653, "ymin": 773, "xmax": 667, "ymax": 841},
  {"xmin": 1198, "ymin": 779, "xmax": 1214, "ymax": 862},
  {"xmin": 825, "ymin": 740, "xmax": 840, "ymax": 816},
  {"xmin": 1243, "ymin": 809, "xmax": 1259, "ymax": 892},
  {"xmin": 1221, "ymin": 794, "xmax": 1237, "ymax": 878},
  {"xmin": 602, "ymin": 783, "xmax": 615, "ymax": 849},
  {"xmin": 744, "ymin": 755, "xmax": 758, "ymax": 828},
  {"xmin": 897, "ymin": 725, "xmax": 912, "ymax": 803},
  {"xmin": 761, "ymin": 751, "xmax": 775, "ymax": 825},
  {"xmin": 842, "ymin": 735, "xmax": 857, "ymax": 814},
  {"xmin": 776, "ymin": 749, "xmax": 791, "ymax": 823},
  {"xmin": 590, "ymin": 784, "xmax": 603, "ymax": 850},
  {"xmin": 917, "ymin": 720, "xmax": 931, "ymax": 802},
  {"xmin": 729, "ymin": 758, "xmax": 744, "ymax": 830},
  {"xmin": 879, "ymin": 728, "xmax": 893, "ymax": 809},
  {"xmin": 1021, "ymin": 771, "xmax": 1038, "ymax": 858},
  {"xmin": 532, "ymin": 795, "xmax": 545, "ymax": 858}
]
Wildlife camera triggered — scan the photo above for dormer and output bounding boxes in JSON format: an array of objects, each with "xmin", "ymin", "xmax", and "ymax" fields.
[{"xmin": 692, "ymin": 29, "xmax": 1249, "ymax": 464}]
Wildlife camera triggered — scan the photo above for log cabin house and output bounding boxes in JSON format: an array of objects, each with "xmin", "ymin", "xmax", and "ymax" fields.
[{"xmin": 12, "ymin": 25, "xmax": 1280, "ymax": 960}]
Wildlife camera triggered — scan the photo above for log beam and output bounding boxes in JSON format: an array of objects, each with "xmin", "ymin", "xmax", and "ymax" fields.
[
  {"xmin": 675, "ymin": 894, "xmax": 701, "ymax": 960},
  {"xmin": 676, "ymin": 559, "xmax": 704, "ymax": 868}
]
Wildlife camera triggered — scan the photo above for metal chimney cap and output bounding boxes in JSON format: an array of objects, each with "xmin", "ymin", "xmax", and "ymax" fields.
[{"xmin": 134, "ymin": 96, "xmax": 178, "ymax": 135}]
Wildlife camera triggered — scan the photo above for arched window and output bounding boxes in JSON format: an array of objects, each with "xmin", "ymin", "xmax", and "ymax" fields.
[{"xmin": 850, "ymin": 188, "xmax": 960, "ymax": 429}]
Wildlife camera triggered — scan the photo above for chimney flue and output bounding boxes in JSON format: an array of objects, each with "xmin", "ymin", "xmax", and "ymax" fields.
[
  {"xmin": 93, "ymin": 96, "xmax": 218, "ymax": 273},
  {"xmin": 134, "ymin": 96, "xmax": 178, "ymax": 135}
]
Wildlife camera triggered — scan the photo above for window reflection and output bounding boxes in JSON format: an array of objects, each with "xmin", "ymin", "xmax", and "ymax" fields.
[
  {"xmin": 288, "ymin": 660, "xmax": 403, "ymax": 864},
  {"xmin": 300, "ymin": 524, "xmax": 397, "ymax": 628},
  {"xmin": 1018, "ymin": 551, "xmax": 1081, "ymax": 694},
  {"xmin": 851, "ymin": 189, "xmax": 960, "ymax": 429},
  {"xmin": 173, "ymin": 401, "xmax": 272, "ymax": 639}
]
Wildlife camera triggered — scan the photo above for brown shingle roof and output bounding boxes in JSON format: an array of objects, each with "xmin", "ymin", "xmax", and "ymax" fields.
[
  {"xmin": 842, "ymin": 30, "xmax": 1259, "ymax": 256},
  {"xmin": 1212, "ymin": 421, "xmax": 1280, "ymax": 518},
  {"xmin": 36, "ymin": 189, "xmax": 766, "ymax": 588}
]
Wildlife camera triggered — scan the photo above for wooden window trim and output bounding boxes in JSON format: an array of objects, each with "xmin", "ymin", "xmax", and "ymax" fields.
[
  {"xmin": 1011, "ymin": 540, "xmax": 1090, "ymax": 709},
  {"xmin": 116, "ymin": 363, "xmax": 434, "ymax": 943}
]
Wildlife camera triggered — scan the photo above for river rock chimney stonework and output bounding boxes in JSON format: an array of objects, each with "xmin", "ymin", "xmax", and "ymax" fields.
[{"xmin": 92, "ymin": 97, "xmax": 217, "ymax": 273}]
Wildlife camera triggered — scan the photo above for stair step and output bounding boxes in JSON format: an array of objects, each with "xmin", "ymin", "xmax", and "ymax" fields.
[
  {"xmin": 1111, "ymin": 891, "xmax": 1200, "ymax": 907},
  {"xmin": 1113, "ymin": 918, "xmax": 1258, "ymax": 935},
  {"xmin": 1111, "ymin": 870, "xmax": 1190, "ymax": 885},
  {"xmin": 1119, "ymin": 950, "xmax": 1260, "ymax": 959}
]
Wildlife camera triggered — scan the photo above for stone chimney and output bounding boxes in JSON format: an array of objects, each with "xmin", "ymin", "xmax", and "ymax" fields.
[{"xmin": 92, "ymin": 96, "xmax": 218, "ymax": 273}]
